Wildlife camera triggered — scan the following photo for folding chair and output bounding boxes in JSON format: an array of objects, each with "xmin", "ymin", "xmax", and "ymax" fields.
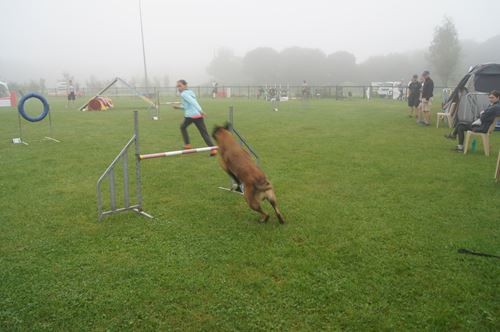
[
  {"xmin": 436, "ymin": 102, "xmax": 456, "ymax": 128},
  {"xmin": 464, "ymin": 117, "xmax": 500, "ymax": 156},
  {"xmin": 495, "ymin": 150, "xmax": 500, "ymax": 182}
]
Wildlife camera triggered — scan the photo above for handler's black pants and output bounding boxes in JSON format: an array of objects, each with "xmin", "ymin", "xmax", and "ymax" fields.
[
  {"xmin": 456, "ymin": 123, "xmax": 483, "ymax": 145},
  {"xmin": 456, "ymin": 123, "xmax": 472, "ymax": 145},
  {"xmin": 180, "ymin": 117, "xmax": 214, "ymax": 146}
]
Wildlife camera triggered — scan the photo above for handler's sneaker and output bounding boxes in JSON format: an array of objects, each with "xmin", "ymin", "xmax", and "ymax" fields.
[{"xmin": 183, "ymin": 144, "xmax": 192, "ymax": 150}]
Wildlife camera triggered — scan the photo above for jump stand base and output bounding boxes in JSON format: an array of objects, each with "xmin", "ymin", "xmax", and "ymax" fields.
[
  {"xmin": 44, "ymin": 136, "xmax": 61, "ymax": 143},
  {"xmin": 218, "ymin": 182, "xmax": 245, "ymax": 196},
  {"xmin": 98, "ymin": 206, "xmax": 154, "ymax": 222},
  {"xmin": 12, "ymin": 138, "xmax": 28, "ymax": 145},
  {"xmin": 218, "ymin": 187, "xmax": 244, "ymax": 195},
  {"xmin": 12, "ymin": 137, "xmax": 60, "ymax": 145}
]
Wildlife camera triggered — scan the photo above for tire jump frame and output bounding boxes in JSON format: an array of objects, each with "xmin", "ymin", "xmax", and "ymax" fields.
[
  {"xmin": 13, "ymin": 92, "xmax": 60, "ymax": 145},
  {"xmin": 96, "ymin": 107, "xmax": 259, "ymax": 221}
]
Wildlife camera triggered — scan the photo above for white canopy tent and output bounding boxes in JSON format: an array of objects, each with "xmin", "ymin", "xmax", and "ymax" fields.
[{"xmin": 0, "ymin": 81, "xmax": 12, "ymax": 107}]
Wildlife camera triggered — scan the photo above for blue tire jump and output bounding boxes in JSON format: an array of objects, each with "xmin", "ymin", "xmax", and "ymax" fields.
[{"xmin": 17, "ymin": 93, "xmax": 50, "ymax": 122}]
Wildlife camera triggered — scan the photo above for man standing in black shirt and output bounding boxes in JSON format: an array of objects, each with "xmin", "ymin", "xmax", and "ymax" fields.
[
  {"xmin": 407, "ymin": 75, "xmax": 421, "ymax": 118},
  {"xmin": 421, "ymin": 70, "xmax": 434, "ymax": 126}
]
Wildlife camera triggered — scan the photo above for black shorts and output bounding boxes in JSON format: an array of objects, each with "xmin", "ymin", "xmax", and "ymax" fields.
[
  {"xmin": 68, "ymin": 92, "xmax": 76, "ymax": 101},
  {"xmin": 408, "ymin": 95, "xmax": 419, "ymax": 107}
]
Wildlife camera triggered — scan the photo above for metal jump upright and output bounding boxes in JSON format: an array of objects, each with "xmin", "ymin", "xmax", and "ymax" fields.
[
  {"xmin": 96, "ymin": 111, "xmax": 152, "ymax": 221},
  {"xmin": 228, "ymin": 106, "xmax": 259, "ymax": 164}
]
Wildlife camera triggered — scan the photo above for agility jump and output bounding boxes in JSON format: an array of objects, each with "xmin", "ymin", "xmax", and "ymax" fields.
[
  {"xmin": 96, "ymin": 108, "xmax": 258, "ymax": 221},
  {"xmin": 139, "ymin": 146, "xmax": 219, "ymax": 160},
  {"xmin": 12, "ymin": 92, "xmax": 60, "ymax": 145},
  {"xmin": 79, "ymin": 77, "xmax": 160, "ymax": 118}
]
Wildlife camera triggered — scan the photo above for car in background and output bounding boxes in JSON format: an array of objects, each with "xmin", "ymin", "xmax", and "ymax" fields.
[
  {"xmin": 0, "ymin": 81, "xmax": 14, "ymax": 107},
  {"xmin": 372, "ymin": 81, "xmax": 403, "ymax": 99}
]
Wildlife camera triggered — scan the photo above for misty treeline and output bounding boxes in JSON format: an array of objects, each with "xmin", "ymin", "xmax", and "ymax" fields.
[
  {"xmin": 207, "ymin": 36, "xmax": 500, "ymax": 87},
  {"xmin": 207, "ymin": 18, "xmax": 499, "ymax": 87},
  {"xmin": 8, "ymin": 20, "xmax": 500, "ymax": 91}
]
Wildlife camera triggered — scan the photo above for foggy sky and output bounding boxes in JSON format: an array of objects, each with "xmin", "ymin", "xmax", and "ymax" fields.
[{"xmin": 1, "ymin": 0, "xmax": 499, "ymax": 86}]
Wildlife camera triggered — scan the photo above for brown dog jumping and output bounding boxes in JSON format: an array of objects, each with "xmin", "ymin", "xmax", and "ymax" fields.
[{"xmin": 212, "ymin": 124, "xmax": 285, "ymax": 224}]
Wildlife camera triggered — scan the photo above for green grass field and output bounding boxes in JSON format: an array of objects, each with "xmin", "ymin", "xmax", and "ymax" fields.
[{"xmin": 1, "ymin": 96, "xmax": 499, "ymax": 331}]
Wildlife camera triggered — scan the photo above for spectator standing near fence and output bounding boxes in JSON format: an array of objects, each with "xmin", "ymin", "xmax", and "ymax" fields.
[
  {"xmin": 66, "ymin": 80, "xmax": 76, "ymax": 108},
  {"xmin": 173, "ymin": 79, "xmax": 217, "ymax": 156},
  {"xmin": 302, "ymin": 80, "xmax": 310, "ymax": 98},
  {"xmin": 301, "ymin": 80, "xmax": 310, "ymax": 109},
  {"xmin": 212, "ymin": 80, "xmax": 218, "ymax": 99},
  {"xmin": 407, "ymin": 75, "xmax": 421, "ymax": 118},
  {"xmin": 398, "ymin": 81, "xmax": 404, "ymax": 101},
  {"xmin": 420, "ymin": 70, "xmax": 434, "ymax": 126}
]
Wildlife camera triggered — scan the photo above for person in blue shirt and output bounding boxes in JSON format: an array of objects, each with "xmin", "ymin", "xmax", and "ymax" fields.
[{"xmin": 173, "ymin": 80, "xmax": 217, "ymax": 156}]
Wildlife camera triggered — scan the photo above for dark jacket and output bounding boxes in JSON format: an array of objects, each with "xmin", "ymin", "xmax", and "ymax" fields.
[
  {"xmin": 408, "ymin": 81, "xmax": 421, "ymax": 97},
  {"xmin": 421, "ymin": 77, "xmax": 434, "ymax": 99},
  {"xmin": 476, "ymin": 101, "xmax": 500, "ymax": 133}
]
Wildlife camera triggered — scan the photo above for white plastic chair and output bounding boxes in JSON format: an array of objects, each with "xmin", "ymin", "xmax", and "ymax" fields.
[
  {"xmin": 464, "ymin": 117, "xmax": 500, "ymax": 156},
  {"xmin": 436, "ymin": 102, "xmax": 456, "ymax": 128}
]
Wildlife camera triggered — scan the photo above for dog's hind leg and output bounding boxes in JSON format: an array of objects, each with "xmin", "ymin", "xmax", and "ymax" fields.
[
  {"xmin": 252, "ymin": 204, "xmax": 270, "ymax": 223},
  {"xmin": 244, "ymin": 187, "xmax": 269, "ymax": 223},
  {"xmin": 266, "ymin": 190, "xmax": 285, "ymax": 224}
]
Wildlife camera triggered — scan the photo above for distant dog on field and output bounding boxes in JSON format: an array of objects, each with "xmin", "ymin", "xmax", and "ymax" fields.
[{"xmin": 212, "ymin": 124, "xmax": 285, "ymax": 224}]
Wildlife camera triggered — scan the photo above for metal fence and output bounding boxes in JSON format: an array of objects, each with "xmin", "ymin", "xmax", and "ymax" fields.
[{"xmin": 44, "ymin": 85, "xmax": 454, "ymax": 101}]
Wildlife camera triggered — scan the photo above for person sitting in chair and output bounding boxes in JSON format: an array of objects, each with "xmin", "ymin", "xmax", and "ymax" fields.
[{"xmin": 450, "ymin": 90, "xmax": 500, "ymax": 152}]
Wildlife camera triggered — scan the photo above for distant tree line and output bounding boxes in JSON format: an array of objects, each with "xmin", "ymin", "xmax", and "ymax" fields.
[
  {"xmin": 207, "ymin": 19, "xmax": 500, "ymax": 87},
  {"xmin": 205, "ymin": 45, "xmax": 452, "ymax": 86},
  {"xmin": 6, "ymin": 19, "xmax": 500, "ymax": 90}
]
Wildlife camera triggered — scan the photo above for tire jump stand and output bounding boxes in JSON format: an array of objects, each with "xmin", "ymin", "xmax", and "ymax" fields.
[{"xmin": 12, "ymin": 92, "xmax": 60, "ymax": 145}]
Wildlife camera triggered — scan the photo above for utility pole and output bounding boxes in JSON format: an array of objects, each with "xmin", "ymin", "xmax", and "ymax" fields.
[{"xmin": 139, "ymin": 0, "xmax": 149, "ymax": 93}]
